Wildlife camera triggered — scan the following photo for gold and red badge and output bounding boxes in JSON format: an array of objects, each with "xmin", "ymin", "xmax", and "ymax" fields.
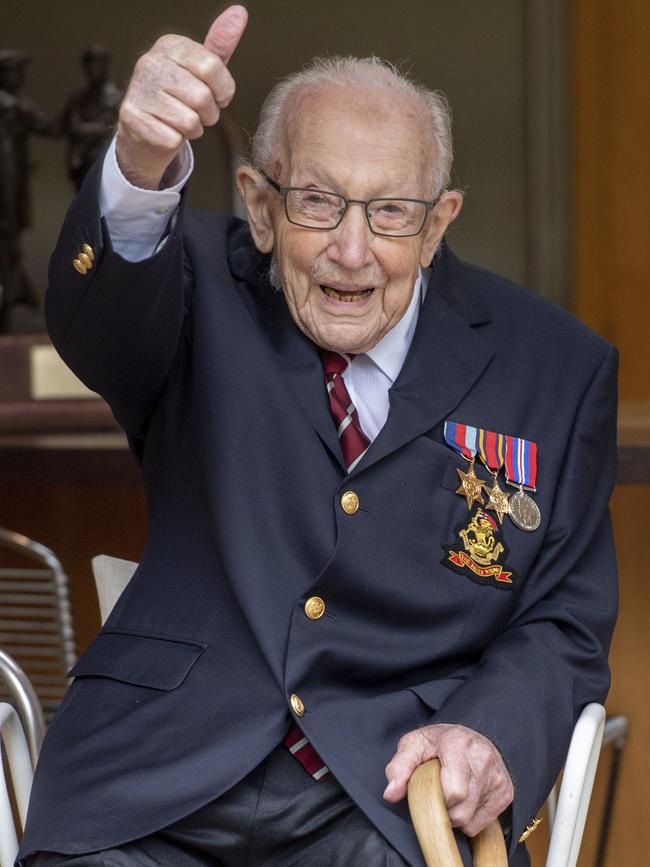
[{"xmin": 441, "ymin": 508, "xmax": 518, "ymax": 590}]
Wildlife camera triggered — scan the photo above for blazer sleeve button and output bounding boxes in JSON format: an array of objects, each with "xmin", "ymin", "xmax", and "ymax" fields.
[{"xmin": 518, "ymin": 817, "xmax": 542, "ymax": 842}]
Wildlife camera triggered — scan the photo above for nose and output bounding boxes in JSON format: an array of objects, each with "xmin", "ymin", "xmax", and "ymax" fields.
[{"xmin": 327, "ymin": 202, "xmax": 375, "ymax": 271}]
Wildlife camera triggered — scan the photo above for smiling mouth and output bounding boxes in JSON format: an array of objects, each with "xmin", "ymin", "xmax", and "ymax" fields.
[{"xmin": 320, "ymin": 285, "xmax": 375, "ymax": 302}]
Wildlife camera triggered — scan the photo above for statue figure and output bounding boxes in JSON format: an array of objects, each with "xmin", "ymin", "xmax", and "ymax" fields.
[
  {"xmin": 0, "ymin": 49, "xmax": 50, "ymax": 331},
  {"xmin": 60, "ymin": 46, "xmax": 123, "ymax": 192}
]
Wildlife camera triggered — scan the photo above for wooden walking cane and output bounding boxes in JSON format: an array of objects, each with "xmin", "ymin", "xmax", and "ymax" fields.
[{"xmin": 407, "ymin": 758, "xmax": 508, "ymax": 867}]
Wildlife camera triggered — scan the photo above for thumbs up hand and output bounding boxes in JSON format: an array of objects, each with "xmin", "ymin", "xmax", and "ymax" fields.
[{"xmin": 116, "ymin": 5, "xmax": 248, "ymax": 190}]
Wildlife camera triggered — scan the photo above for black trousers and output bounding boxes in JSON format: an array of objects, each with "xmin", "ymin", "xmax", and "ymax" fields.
[{"xmin": 26, "ymin": 744, "xmax": 410, "ymax": 866}]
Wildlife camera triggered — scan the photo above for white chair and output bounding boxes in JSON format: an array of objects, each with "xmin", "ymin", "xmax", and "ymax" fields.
[
  {"xmin": 0, "ymin": 703, "xmax": 34, "ymax": 867},
  {"xmin": 544, "ymin": 703, "xmax": 606, "ymax": 867}
]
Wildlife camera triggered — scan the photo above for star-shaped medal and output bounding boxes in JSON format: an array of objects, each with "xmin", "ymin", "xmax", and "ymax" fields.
[
  {"xmin": 455, "ymin": 462, "xmax": 486, "ymax": 509},
  {"xmin": 485, "ymin": 476, "xmax": 511, "ymax": 524}
]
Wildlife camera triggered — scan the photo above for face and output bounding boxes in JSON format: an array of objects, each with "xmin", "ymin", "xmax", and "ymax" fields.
[{"xmin": 238, "ymin": 87, "xmax": 462, "ymax": 354}]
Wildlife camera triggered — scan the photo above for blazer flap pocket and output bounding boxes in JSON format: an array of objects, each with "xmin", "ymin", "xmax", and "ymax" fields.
[
  {"xmin": 408, "ymin": 677, "xmax": 466, "ymax": 711},
  {"xmin": 68, "ymin": 630, "xmax": 206, "ymax": 691}
]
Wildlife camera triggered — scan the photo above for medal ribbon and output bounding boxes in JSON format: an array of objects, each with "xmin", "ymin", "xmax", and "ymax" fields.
[
  {"xmin": 444, "ymin": 422, "xmax": 478, "ymax": 460},
  {"xmin": 504, "ymin": 435, "xmax": 538, "ymax": 490},
  {"xmin": 477, "ymin": 428, "xmax": 505, "ymax": 473}
]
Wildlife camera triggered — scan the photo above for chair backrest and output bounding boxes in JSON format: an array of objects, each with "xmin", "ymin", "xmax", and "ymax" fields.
[
  {"xmin": 91, "ymin": 555, "xmax": 138, "ymax": 624},
  {"xmin": 0, "ymin": 702, "xmax": 34, "ymax": 867},
  {"xmin": 0, "ymin": 528, "xmax": 76, "ymax": 723}
]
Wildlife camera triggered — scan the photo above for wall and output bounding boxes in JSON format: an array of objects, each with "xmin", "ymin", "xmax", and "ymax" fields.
[
  {"xmin": 571, "ymin": 0, "xmax": 650, "ymax": 403},
  {"xmin": 2, "ymin": 0, "xmax": 528, "ymax": 307}
]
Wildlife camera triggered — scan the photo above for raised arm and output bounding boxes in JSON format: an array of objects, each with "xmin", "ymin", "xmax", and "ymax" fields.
[{"xmin": 46, "ymin": 7, "xmax": 248, "ymax": 441}]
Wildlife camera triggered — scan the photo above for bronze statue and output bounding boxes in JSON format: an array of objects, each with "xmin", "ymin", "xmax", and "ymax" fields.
[
  {"xmin": 0, "ymin": 49, "xmax": 50, "ymax": 331},
  {"xmin": 59, "ymin": 46, "xmax": 123, "ymax": 192}
]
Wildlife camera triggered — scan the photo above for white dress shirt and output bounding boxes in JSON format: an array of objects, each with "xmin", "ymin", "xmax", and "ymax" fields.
[{"xmin": 99, "ymin": 138, "xmax": 427, "ymax": 440}]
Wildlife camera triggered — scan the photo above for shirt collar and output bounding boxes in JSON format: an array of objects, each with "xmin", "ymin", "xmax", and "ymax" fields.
[{"xmin": 364, "ymin": 267, "xmax": 429, "ymax": 383}]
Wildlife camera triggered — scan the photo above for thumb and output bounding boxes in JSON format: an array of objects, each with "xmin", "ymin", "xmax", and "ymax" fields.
[
  {"xmin": 203, "ymin": 5, "xmax": 249, "ymax": 64},
  {"xmin": 384, "ymin": 734, "xmax": 432, "ymax": 802}
]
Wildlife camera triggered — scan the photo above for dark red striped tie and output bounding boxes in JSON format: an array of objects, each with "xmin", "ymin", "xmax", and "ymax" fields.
[
  {"xmin": 320, "ymin": 350, "xmax": 371, "ymax": 471},
  {"xmin": 284, "ymin": 351, "xmax": 371, "ymax": 781}
]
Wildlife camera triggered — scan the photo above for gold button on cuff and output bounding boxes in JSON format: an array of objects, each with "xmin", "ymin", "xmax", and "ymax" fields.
[
  {"xmin": 340, "ymin": 491, "xmax": 360, "ymax": 515},
  {"xmin": 304, "ymin": 596, "xmax": 325, "ymax": 620},
  {"xmin": 73, "ymin": 258, "xmax": 88, "ymax": 275},
  {"xmin": 290, "ymin": 693, "xmax": 305, "ymax": 717},
  {"xmin": 78, "ymin": 252, "xmax": 93, "ymax": 269},
  {"xmin": 82, "ymin": 243, "xmax": 95, "ymax": 261},
  {"xmin": 518, "ymin": 817, "xmax": 542, "ymax": 843}
]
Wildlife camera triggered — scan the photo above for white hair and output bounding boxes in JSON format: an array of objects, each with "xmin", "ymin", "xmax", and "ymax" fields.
[{"xmin": 250, "ymin": 56, "xmax": 454, "ymax": 197}]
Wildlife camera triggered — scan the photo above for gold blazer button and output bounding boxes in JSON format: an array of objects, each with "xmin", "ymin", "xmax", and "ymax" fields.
[
  {"xmin": 290, "ymin": 693, "xmax": 305, "ymax": 717},
  {"xmin": 340, "ymin": 491, "xmax": 360, "ymax": 514},
  {"xmin": 304, "ymin": 596, "xmax": 326, "ymax": 620}
]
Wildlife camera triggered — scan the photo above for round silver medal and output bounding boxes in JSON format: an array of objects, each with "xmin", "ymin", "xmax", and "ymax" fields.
[{"xmin": 508, "ymin": 491, "xmax": 541, "ymax": 532}]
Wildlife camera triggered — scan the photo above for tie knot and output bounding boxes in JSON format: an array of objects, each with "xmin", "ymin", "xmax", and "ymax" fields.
[{"xmin": 320, "ymin": 350, "xmax": 354, "ymax": 377}]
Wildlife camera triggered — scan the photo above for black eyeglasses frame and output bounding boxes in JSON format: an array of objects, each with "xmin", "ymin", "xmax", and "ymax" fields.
[{"xmin": 260, "ymin": 171, "xmax": 443, "ymax": 238}]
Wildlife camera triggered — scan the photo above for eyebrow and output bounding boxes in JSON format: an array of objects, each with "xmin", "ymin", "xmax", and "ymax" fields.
[{"xmin": 289, "ymin": 167, "xmax": 417, "ymax": 198}]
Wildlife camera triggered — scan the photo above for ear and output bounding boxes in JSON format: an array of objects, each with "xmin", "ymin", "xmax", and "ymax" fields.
[
  {"xmin": 419, "ymin": 190, "xmax": 464, "ymax": 267},
  {"xmin": 235, "ymin": 166, "xmax": 276, "ymax": 253}
]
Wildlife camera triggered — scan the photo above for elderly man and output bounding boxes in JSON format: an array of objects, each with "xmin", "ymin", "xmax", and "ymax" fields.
[{"xmin": 20, "ymin": 6, "xmax": 618, "ymax": 867}]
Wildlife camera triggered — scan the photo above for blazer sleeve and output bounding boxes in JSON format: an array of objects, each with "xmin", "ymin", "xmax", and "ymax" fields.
[
  {"xmin": 432, "ymin": 343, "xmax": 619, "ymax": 853},
  {"xmin": 45, "ymin": 158, "xmax": 190, "ymax": 442}
]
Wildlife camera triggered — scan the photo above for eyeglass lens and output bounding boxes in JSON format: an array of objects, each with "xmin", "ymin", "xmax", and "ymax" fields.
[{"xmin": 285, "ymin": 189, "xmax": 427, "ymax": 235}]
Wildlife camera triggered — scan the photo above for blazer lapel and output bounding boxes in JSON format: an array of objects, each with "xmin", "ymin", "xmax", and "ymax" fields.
[
  {"xmin": 271, "ymin": 308, "xmax": 347, "ymax": 470},
  {"xmin": 227, "ymin": 225, "xmax": 346, "ymax": 470},
  {"xmin": 350, "ymin": 245, "xmax": 495, "ymax": 475}
]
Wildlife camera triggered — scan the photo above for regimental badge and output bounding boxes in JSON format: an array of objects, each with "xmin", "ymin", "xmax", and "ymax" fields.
[{"xmin": 441, "ymin": 508, "xmax": 518, "ymax": 590}]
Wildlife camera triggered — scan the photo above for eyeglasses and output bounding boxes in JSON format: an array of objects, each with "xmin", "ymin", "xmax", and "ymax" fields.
[{"xmin": 260, "ymin": 172, "xmax": 442, "ymax": 238}]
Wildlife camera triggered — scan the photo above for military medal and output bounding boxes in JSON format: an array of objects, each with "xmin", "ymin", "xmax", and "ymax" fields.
[
  {"xmin": 504, "ymin": 435, "xmax": 541, "ymax": 532},
  {"xmin": 444, "ymin": 422, "xmax": 486, "ymax": 509},
  {"xmin": 476, "ymin": 429, "xmax": 510, "ymax": 524}
]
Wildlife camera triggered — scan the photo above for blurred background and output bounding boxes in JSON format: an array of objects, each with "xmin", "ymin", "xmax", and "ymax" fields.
[{"xmin": 0, "ymin": 1, "xmax": 648, "ymax": 864}]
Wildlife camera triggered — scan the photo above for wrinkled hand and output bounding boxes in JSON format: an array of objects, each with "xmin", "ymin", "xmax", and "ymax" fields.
[
  {"xmin": 384, "ymin": 723, "xmax": 514, "ymax": 838},
  {"xmin": 116, "ymin": 4, "xmax": 248, "ymax": 189}
]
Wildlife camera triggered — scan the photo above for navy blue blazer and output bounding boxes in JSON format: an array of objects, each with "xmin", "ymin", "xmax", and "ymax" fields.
[{"xmin": 20, "ymin": 163, "xmax": 618, "ymax": 866}]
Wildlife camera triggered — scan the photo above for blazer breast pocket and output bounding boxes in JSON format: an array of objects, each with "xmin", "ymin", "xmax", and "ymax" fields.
[{"xmin": 68, "ymin": 628, "xmax": 207, "ymax": 691}]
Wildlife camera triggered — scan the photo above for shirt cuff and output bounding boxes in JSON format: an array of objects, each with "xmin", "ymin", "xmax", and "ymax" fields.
[{"xmin": 99, "ymin": 137, "xmax": 194, "ymax": 262}]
